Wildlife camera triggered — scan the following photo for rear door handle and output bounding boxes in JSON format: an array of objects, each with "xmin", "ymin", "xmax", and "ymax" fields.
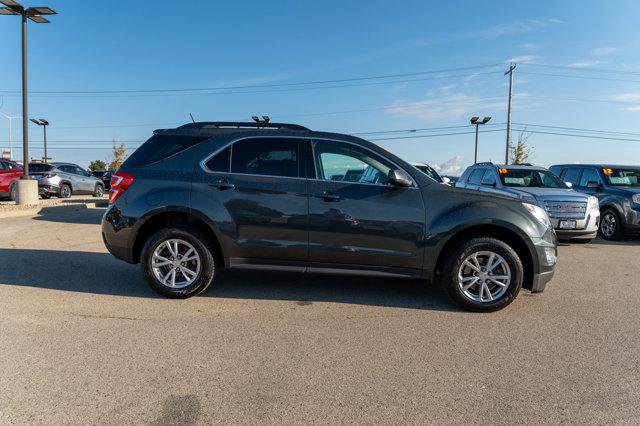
[
  {"xmin": 313, "ymin": 192, "xmax": 340, "ymax": 201},
  {"xmin": 209, "ymin": 180, "xmax": 235, "ymax": 190}
]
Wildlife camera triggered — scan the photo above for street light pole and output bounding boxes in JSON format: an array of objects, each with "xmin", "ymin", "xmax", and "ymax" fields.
[
  {"xmin": 470, "ymin": 116, "xmax": 491, "ymax": 163},
  {"xmin": 30, "ymin": 118, "xmax": 49, "ymax": 162}
]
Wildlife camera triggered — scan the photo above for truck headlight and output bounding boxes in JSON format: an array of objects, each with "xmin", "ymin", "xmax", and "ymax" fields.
[
  {"xmin": 522, "ymin": 202, "xmax": 551, "ymax": 227},
  {"xmin": 587, "ymin": 196, "xmax": 599, "ymax": 211},
  {"xmin": 632, "ymin": 194, "xmax": 640, "ymax": 205}
]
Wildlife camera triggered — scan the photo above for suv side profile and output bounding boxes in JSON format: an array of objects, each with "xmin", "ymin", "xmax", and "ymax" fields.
[
  {"xmin": 29, "ymin": 162, "xmax": 105, "ymax": 199},
  {"xmin": 457, "ymin": 163, "xmax": 600, "ymax": 242},
  {"xmin": 549, "ymin": 164, "xmax": 640, "ymax": 240},
  {"xmin": 102, "ymin": 121, "xmax": 557, "ymax": 312}
]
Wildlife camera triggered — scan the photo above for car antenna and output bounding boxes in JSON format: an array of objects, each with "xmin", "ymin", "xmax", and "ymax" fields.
[{"xmin": 189, "ymin": 113, "xmax": 195, "ymax": 123}]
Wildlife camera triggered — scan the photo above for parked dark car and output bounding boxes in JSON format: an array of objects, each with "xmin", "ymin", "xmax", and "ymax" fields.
[
  {"xmin": 102, "ymin": 121, "xmax": 557, "ymax": 312},
  {"xmin": 549, "ymin": 164, "xmax": 640, "ymax": 240},
  {"xmin": 0, "ymin": 159, "xmax": 22, "ymax": 201},
  {"xmin": 90, "ymin": 170, "xmax": 113, "ymax": 190}
]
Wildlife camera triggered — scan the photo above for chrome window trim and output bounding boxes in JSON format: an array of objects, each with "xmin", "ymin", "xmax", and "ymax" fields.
[{"xmin": 199, "ymin": 135, "xmax": 416, "ymax": 188}]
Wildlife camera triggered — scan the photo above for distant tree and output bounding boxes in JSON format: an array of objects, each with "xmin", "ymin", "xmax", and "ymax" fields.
[
  {"xmin": 88, "ymin": 159, "xmax": 107, "ymax": 171},
  {"xmin": 510, "ymin": 129, "xmax": 534, "ymax": 164},
  {"xmin": 108, "ymin": 139, "xmax": 127, "ymax": 171}
]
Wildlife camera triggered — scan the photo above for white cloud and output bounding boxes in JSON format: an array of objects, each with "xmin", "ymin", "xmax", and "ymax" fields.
[
  {"xmin": 567, "ymin": 60, "xmax": 603, "ymax": 68},
  {"xmin": 610, "ymin": 92, "xmax": 640, "ymax": 102},
  {"xmin": 591, "ymin": 47, "xmax": 620, "ymax": 56},
  {"xmin": 386, "ymin": 93, "xmax": 505, "ymax": 122},
  {"xmin": 521, "ymin": 43, "xmax": 537, "ymax": 51},
  {"xmin": 432, "ymin": 155, "xmax": 466, "ymax": 176},
  {"xmin": 439, "ymin": 84, "xmax": 457, "ymax": 92},
  {"xmin": 506, "ymin": 55, "xmax": 540, "ymax": 64},
  {"xmin": 623, "ymin": 106, "xmax": 640, "ymax": 112}
]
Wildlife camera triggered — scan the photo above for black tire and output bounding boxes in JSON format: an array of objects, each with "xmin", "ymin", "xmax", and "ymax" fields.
[
  {"xmin": 440, "ymin": 237, "xmax": 524, "ymax": 312},
  {"xmin": 599, "ymin": 209, "xmax": 624, "ymax": 241},
  {"xmin": 141, "ymin": 226, "xmax": 217, "ymax": 298},
  {"xmin": 41, "ymin": 194, "xmax": 51, "ymax": 199},
  {"xmin": 58, "ymin": 183, "xmax": 72, "ymax": 198},
  {"xmin": 93, "ymin": 184, "xmax": 104, "ymax": 197},
  {"xmin": 9, "ymin": 183, "xmax": 17, "ymax": 201},
  {"xmin": 571, "ymin": 238, "xmax": 593, "ymax": 244}
]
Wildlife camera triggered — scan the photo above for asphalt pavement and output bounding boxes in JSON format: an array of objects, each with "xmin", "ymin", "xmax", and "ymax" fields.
[{"xmin": 0, "ymin": 208, "xmax": 639, "ymax": 424}]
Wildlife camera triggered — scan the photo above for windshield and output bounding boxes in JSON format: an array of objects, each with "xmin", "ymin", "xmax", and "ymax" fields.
[
  {"xmin": 602, "ymin": 168, "xmax": 640, "ymax": 187},
  {"xmin": 414, "ymin": 165, "xmax": 442, "ymax": 182},
  {"xmin": 28, "ymin": 163, "xmax": 52, "ymax": 173},
  {"xmin": 499, "ymin": 168, "xmax": 566, "ymax": 188}
]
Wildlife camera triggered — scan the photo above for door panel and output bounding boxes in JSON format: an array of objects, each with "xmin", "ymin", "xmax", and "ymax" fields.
[{"xmin": 307, "ymin": 139, "xmax": 425, "ymax": 270}]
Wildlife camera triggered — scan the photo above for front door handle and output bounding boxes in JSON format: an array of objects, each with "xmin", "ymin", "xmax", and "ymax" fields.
[
  {"xmin": 209, "ymin": 180, "xmax": 235, "ymax": 190},
  {"xmin": 313, "ymin": 192, "xmax": 340, "ymax": 201}
]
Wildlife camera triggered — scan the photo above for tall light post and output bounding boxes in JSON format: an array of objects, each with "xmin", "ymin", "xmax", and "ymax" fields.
[
  {"xmin": 30, "ymin": 118, "xmax": 49, "ymax": 162},
  {"xmin": 0, "ymin": 111, "xmax": 20, "ymax": 159},
  {"xmin": 0, "ymin": 0, "xmax": 56, "ymax": 204},
  {"xmin": 470, "ymin": 116, "xmax": 491, "ymax": 163}
]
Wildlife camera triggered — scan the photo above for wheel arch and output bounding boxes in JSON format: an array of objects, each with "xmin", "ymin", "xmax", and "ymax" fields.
[{"xmin": 433, "ymin": 223, "xmax": 536, "ymax": 291}]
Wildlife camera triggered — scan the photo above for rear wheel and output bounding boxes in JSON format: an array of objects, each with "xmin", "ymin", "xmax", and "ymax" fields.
[
  {"xmin": 441, "ymin": 237, "xmax": 523, "ymax": 312},
  {"xmin": 41, "ymin": 194, "xmax": 51, "ymax": 199},
  {"xmin": 9, "ymin": 183, "xmax": 17, "ymax": 201},
  {"xmin": 58, "ymin": 183, "xmax": 72, "ymax": 198},
  {"xmin": 93, "ymin": 184, "xmax": 104, "ymax": 197},
  {"xmin": 141, "ymin": 226, "xmax": 216, "ymax": 298},
  {"xmin": 599, "ymin": 209, "xmax": 624, "ymax": 240}
]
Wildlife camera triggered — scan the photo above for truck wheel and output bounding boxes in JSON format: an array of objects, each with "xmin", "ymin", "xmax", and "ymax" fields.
[
  {"xmin": 441, "ymin": 237, "xmax": 523, "ymax": 312},
  {"xmin": 599, "ymin": 209, "xmax": 624, "ymax": 240},
  {"xmin": 141, "ymin": 226, "xmax": 216, "ymax": 298}
]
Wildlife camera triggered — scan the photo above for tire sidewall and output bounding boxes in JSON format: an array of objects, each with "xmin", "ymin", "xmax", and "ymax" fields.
[
  {"xmin": 9, "ymin": 183, "xmax": 16, "ymax": 201},
  {"xmin": 141, "ymin": 226, "xmax": 216, "ymax": 298},
  {"xmin": 442, "ymin": 237, "xmax": 524, "ymax": 312},
  {"xmin": 59, "ymin": 184, "xmax": 71, "ymax": 198},
  {"xmin": 599, "ymin": 209, "xmax": 624, "ymax": 240},
  {"xmin": 94, "ymin": 184, "xmax": 104, "ymax": 197}
]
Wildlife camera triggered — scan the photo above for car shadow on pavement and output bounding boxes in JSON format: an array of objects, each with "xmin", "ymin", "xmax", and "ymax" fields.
[
  {"xmin": 33, "ymin": 210, "xmax": 106, "ymax": 225},
  {"xmin": 588, "ymin": 236, "xmax": 640, "ymax": 246},
  {"xmin": 0, "ymin": 248, "xmax": 459, "ymax": 311}
]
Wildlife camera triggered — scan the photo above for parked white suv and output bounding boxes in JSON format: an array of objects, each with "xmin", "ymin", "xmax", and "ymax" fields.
[{"xmin": 29, "ymin": 162, "xmax": 105, "ymax": 199}]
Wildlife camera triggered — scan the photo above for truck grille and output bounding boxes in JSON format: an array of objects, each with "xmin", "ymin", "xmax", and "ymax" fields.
[{"xmin": 544, "ymin": 201, "xmax": 587, "ymax": 219}]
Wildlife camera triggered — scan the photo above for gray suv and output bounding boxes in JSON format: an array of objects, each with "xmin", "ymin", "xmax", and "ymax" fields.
[
  {"xmin": 457, "ymin": 163, "xmax": 600, "ymax": 242},
  {"xmin": 550, "ymin": 164, "xmax": 640, "ymax": 240},
  {"xmin": 29, "ymin": 162, "xmax": 105, "ymax": 199}
]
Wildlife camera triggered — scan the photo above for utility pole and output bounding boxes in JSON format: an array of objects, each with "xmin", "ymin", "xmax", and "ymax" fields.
[{"xmin": 504, "ymin": 63, "xmax": 516, "ymax": 165}]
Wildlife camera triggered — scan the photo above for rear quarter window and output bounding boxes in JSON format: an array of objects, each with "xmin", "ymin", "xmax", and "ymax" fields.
[{"xmin": 124, "ymin": 134, "xmax": 210, "ymax": 167}]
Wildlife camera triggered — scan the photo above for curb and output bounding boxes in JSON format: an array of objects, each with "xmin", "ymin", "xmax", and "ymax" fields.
[{"xmin": 0, "ymin": 200, "xmax": 108, "ymax": 219}]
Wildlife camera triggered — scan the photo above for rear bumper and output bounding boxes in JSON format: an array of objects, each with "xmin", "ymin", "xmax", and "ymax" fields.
[
  {"xmin": 101, "ymin": 204, "xmax": 137, "ymax": 263},
  {"xmin": 37, "ymin": 183, "xmax": 60, "ymax": 195}
]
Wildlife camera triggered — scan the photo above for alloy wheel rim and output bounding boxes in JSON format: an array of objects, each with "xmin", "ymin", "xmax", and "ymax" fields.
[
  {"xmin": 457, "ymin": 251, "xmax": 511, "ymax": 303},
  {"xmin": 151, "ymin": 239, "xmax": 202, "ymax": 289},
  {"xmin": 62, "ymin": 186, "xmax": 71, "ymax": 197},
  {"xmin": 601, "ymin": 213, "xmax": 616, "ymax": 237}
]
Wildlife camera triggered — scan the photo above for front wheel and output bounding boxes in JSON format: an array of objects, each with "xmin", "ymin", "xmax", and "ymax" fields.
[
  {"xmin": 599, "ymin": 209, "xmax": 624, "ymax": 240},
  {"xmin": 141, "ymin": 226, "xmax": 216, "ymax": 298},
  {"xmin": 441, "ymin": 237, "xmax": 524, "ymax": 312}
]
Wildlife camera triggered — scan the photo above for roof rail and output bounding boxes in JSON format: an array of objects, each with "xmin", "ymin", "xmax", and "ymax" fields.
[
  {"xmin": 473, "ymin": 161, "xmax": 494, "ymax": 166},
  {"xmin": 177, "ymin": 121, "xmax": 310, "ymax": 131}
]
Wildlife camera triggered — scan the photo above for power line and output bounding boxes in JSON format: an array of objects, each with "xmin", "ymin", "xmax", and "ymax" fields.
[{"xmin": 523, "ymin": 63, "xmax": 640, "ymax": 76}]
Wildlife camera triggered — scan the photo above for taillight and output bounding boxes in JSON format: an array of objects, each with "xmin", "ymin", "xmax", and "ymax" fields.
[
  {"xmin": 44, "ymin": 173, "xmax": 57, "ymax": 178},
  {"xmin": 109, "ymin": 171, "xmax": 135, "ymax": 203}
]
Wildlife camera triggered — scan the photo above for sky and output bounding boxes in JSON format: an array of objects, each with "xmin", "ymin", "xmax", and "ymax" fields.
[{"xmin": 1, "ymin": 0, "xmax": 640, "ymax": 175}]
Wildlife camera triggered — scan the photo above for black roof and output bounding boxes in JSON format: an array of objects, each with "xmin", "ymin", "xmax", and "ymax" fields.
[{"xmin": 155, "ymin": 121, "xmax": 310, "ymax": 137}]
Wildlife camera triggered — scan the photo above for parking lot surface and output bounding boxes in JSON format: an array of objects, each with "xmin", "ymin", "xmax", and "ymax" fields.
[{"xmin": 1, "ymin": 208, "xmax": 639, "ymax": 424}]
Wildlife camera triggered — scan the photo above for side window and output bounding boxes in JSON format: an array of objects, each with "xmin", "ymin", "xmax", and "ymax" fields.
[
  {"xmin": 579, "ymin": 168, "xmax": 600, "ymax": 187},
  {"xmin": 562, "ymin": 168, "xmax": 582, "ymax": 186},
  {"xmin": 231, "ymin": 138, "xmax": 300, "ymax": 178},
  {"xmin": 481, "ymin": 169, "xmax": 497, "ymax": 185},
  {"xmin": 59, "ymin": 165, "xmax": 72, "ymax": 174},
  {"xmin": 468, "ymin": 168, "xmax": 485, "ymax": 185},
  {"xmin": 312, "ymin": 140, "xmax": 395, "ymax": 186},
  {"xmin": 75, "ymin": 166, "xmax": 87, "ymax": 176},
  {"xmin": 0, "ymin": 162, "xmax": 7, "ymax": 170},
  {"xmin": 205, "ymin": 146, "xmax": 230, "ymax": 172}
]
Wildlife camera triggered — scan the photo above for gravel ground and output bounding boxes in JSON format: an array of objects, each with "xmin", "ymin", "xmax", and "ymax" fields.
[{"xmin": 0, "ymin": 209, "xmax": 639, "ymax": 424}]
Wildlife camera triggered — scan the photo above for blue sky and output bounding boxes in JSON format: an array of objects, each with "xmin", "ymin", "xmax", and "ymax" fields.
[{"xmin": 1, "ymin": 0, "xmax": 640, "ymax": 174}]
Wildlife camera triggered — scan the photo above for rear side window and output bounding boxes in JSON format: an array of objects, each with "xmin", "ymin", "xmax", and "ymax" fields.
[
  {"xmin": 562, "ymin": 168, "xmax": 581, "ymax": 185},
  {"xmin": 231, "ymin": 138, "xmax": 300, "ymax": 178},
  {"xmin": 481, "ymin": 169, "xmax": 497, "ymax": 185},
  {"xmin": 468, "ymin": 168, "xmax": 485, "ymax": 185},
  {"xmin": 124, "ymin": 134, "xmax": 210, "ymax": 167},
  {"xmin": 205, "ymin": 146, "xmax": 230, "ymax": 172},
  {"xmin": 579, "ymin": 168, "xmax": 600, "ymax": 186}
]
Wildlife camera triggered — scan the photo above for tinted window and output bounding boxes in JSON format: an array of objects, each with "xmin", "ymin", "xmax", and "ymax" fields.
[
  {"xmin": 414, "ymin": 165, "xmax": 442, "ymax": 182},
  {"xmin": 205, "ymin": 146, "xmax": 230, "ymax": 172},
  {"xmin": 29, "ymin": 163, "xmax": 52, "ymax": 173},
  {"xmin": 312, "ymin": 140, "xmax": 394, "ymax": 185},
  {"xmin": 562, "ymin": 168, "xmax": 581, "ymax": 185},
  {"xmin": 468, "ymin": 168, "xmax": 485, "ymax": 185},
  {"xmin": 579, "ymin": 168, "xmax": 601, "ymax": 187},
  {"xmin": 481, "ymin": 169, "xmax": 497, "ymax": 185},
  {"xmin": 0, "ymin": 162, "xmax": 6, "ymax": 170},
  {"xmin": 74, "ymin": 166, "xmax": 87, "ymax": 176},
  {"xmin": 124, "ymin": 134, "xmax": 210, "ymax": 168},
  {"xmin": 499, "ymin": 169, "xmax": 565, "ymax": 188},
  {"xmin": 59, "ymin": 165, "xmax": 74, "ymax": 174},
  {"xmin": 231, "ymin": 138, "xmax": 300, "ymax": 178},
  {"xmin": 602, "ymin": 167, "xmax": 640, "ymax": 187}
]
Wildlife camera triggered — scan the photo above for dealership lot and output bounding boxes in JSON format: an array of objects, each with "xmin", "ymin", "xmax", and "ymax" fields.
[{"xmin": 1, "ymin": 208, "xmax": 639, "ymax": 424}]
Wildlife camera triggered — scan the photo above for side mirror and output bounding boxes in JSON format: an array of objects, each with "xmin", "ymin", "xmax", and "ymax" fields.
[
  {"xmin": 387, "ymin": 169, "xmax": 413, "ymax": 187},
  {"xmin": 587, "ymin": 181, "xmax": 600, "ymax": 189},
  {"xmin": 442, "ymin": 176, "xmax": 451, "ymax": 185},
  {"xmin": 565, "ymin": 181, "xmax": 573, "ymax": 188}
]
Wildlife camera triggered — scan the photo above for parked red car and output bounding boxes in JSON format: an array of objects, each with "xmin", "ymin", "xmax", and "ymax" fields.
[{"xmin": 0, "ymin": 160, "xmax": 23, "ymax": 200}]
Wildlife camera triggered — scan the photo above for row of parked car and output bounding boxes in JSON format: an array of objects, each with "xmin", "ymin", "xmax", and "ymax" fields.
[{"xmin": 0, "ymin": 160, "xmax": 111, "ymax": 200}]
